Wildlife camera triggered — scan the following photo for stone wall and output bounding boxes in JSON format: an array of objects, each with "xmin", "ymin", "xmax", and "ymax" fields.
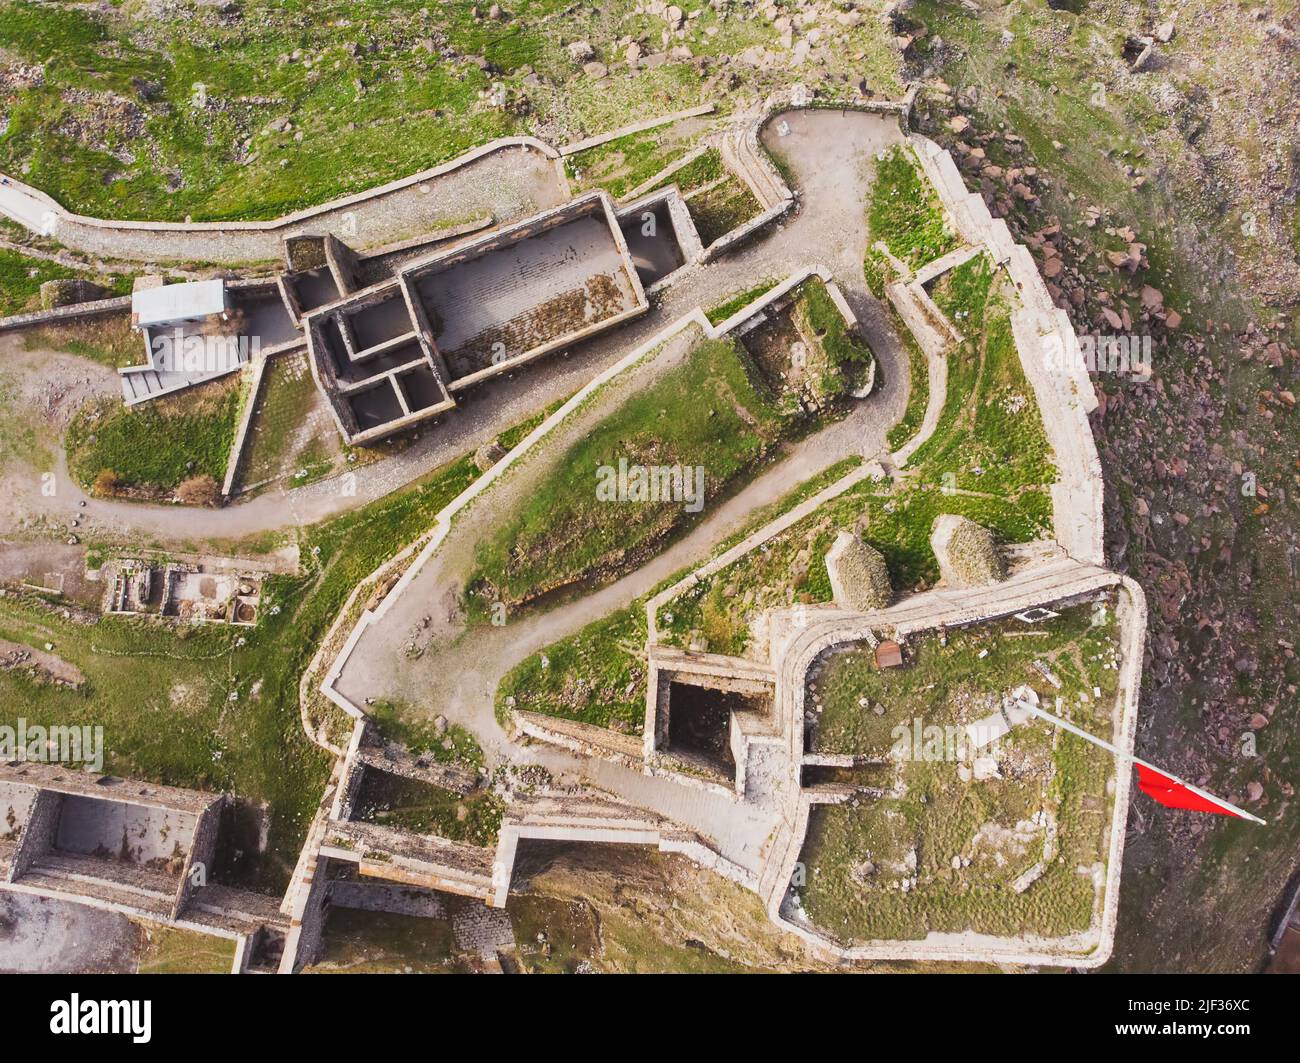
[{"xmin": 907, "ymin": 134, "xmax": 1105, "ymax": 565}]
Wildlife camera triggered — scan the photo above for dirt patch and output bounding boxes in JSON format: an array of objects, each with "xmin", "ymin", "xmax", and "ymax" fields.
[
  {"xmin": 0, "ymin": 892, "xmax": 141, "ymax": 973},
  {"xmin": 445, "ymin": 273, "xmax": 631, "ymax": 380},
  {"xmin": 0, "ymin": 636, "xmax": 84, "ymax": 688}
]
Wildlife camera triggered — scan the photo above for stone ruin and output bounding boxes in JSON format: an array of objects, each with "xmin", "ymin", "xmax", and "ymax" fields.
[
  {"xmin": 929, "ymin": 514, "xmax": 1006, "ymax": 588},
  {"xmin": 824, "ymin": 530, "xmax": 892, "ymax": 611}
]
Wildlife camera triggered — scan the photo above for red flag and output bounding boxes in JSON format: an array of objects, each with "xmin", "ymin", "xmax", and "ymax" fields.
[{"xmin": 1136, "ymin": 764, "xmax": 1246, "ymax": 819}]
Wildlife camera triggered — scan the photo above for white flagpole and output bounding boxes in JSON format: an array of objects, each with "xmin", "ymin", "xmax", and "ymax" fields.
[{"xmin": 1014, "ymin": 697, "xmax": 1267, "ymax": 826}]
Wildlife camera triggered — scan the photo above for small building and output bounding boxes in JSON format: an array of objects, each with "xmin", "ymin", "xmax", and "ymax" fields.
[
  {"xmin": 122, "ymin": 278, "xmax": 252, "ymax": 405},
  {"xmin": 130, "ymin": 277, "xmax": 229, "ymax": 329},
  {"xmin": 874, "ymin": 640, "xmax": 904, "ymax": 669}
]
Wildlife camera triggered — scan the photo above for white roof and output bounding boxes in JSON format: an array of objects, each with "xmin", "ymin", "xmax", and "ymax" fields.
[{"xmin": 132, "ymin": 279, "xmax": 227, "ymax": 327}]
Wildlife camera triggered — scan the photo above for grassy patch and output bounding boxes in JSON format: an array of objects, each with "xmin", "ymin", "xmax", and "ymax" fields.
[
  {"xmin": 812, "ymin": 601, "xmax": 1119, "ymax": 754},
  {"xmin": 368, "ymin": 697, "xmax": 485, "ymax": 771},
  {"xmin": 469, "ymin": 336, "xmax": 795, "ymax": 609},
  {"xmin": 506, "ymin": 894, "xmax": 601, "ymax": 973},
  {"xmin": 21, "ymin": 314, "xmax": 141, "ymax": 369},
  {"xmin": 687, "ymin": 173, "xmax": 762, "ymax": 246},
  {"xmin": 496, "ymin": 604, "xmax": 647, "ymax": 733},
  {"xmin": 868, "ymin": 144, "xmax": 959, "ymax": 268},
  {"xmin": 133, "ymin": 923, "xmax": 237, "ymax": 974},
  {"xmin": 647, "ymin": 146, "xmax": 725, "ymax": 196},
  {"xmin": 885, "ymin": 304, "xmax": 929, "ymax": 451},
  {"xmin": 909, "ymin": 255, "xmax": 1056, "ymax": 496},
  {"xmin": 705, "ymin": 279, "xmax": 780, "ymax": 325},
  {"xmin": 801, "ymin": 278, "xmax": 874, "ymax": 397},
  {"xmin": 65, "ymin": 377, "xmax": 243, "ymax": 497},
  {"xmin": 566, "ymin": 123, "xmax": 704, "ymax": 199},
  {"xmin": 240, "ymin": 352, "xmax": 335, "ymax": 487},
  {"xmin": 0, "ymin": 248, "xmax": 119, "ymax": 316}
]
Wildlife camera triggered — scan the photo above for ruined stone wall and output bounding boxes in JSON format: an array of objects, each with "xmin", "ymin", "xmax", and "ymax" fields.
[
  {"xmin": 907, "ymin": 134, "xmax": 1105, "ymax": 565},
  {"xmin": 7, "ymin": 788, "xmax": 59, "ymax": 881},
  {"xmin": 173, "ymin": 796, "xmax": 224, "ymax": 918}
]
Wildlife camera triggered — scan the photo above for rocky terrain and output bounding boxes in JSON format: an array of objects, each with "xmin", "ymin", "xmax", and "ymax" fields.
[{"xmin": 902, "ymin": 0, "xmax": 1299, "ymax": 972}]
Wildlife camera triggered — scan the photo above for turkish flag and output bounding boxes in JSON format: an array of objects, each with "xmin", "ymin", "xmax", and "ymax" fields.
[{"xmin": 1136, "ymin": 764, "xmax": 1245, "ymax": 818}]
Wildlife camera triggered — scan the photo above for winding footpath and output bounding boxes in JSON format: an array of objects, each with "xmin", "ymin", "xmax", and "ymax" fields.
[{"xmin": 327, "ymin": 110, "xmax": 915, "ymax": 870}]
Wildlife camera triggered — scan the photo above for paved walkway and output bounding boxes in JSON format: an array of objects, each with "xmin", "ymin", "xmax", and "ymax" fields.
[{"xmin": 0, "ymin": 143, "xmax": 566, "ymax": 264}]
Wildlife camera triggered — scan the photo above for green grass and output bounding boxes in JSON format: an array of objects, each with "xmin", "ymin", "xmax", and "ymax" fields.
[
  {"xmin": 65, "ymin": 380, "xmax": 243, "ymax": 497},
  {"xmin": 0, "ymin": 1, "xmax": 727, "ymax": 225},
  {"xmin": 705, "ymin": 279, "xmax": 780, "ymax": 325},
  {"xmin": 885, "ymin": 303, "xmax": 929, "ymax": 451},
  {"xmin": 687, "ymin": 174, "xmax": 762, "ymax": 246},
  {"xmin": 368, "ymin": 698, "xmax": 485, "ymax": 771},
  {"xmin": 496, "ymin": 604, "xmax": 647, "ymax": 733},
  {"xmin": 0, "ymin": 248, "xmax": 94, "ymax": 316},
  {"xmin": 908, "ymin": 255, "xmax": 1056, "ymax": 496},
  {"xmin": 134, "ymin": 924, "xmax": 238, "ymax": 974},
  {"xmin": 868, "ymin": 144, "xmax": 959, "ymax": 269},
  {"xmin": 797, "ymin": 602, "xmax": 1119, "ymax": 942},
  {"xmin": 566, "ymin": 124, "xmax": 703, "ymax": 199},
  {"xmin": 648, "ymin": 147, "xmax": 724, "ymax": 196},
  {"xmin": 0, "ymin": 0, "xmax": 905, "ymax": 238},
  {"xmin": 801, "ymin": 279, "xmax": 874, "ymax": 397},
  {"xmin": 469, "ymin": 336, "xmax": 795, "ymax": 609}
]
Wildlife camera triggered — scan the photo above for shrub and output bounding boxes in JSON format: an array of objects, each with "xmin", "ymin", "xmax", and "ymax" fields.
[
  {"xmin": 177, "ymin": 473, "xmax": 222, "ymax": 507},
  {"xmin": 92, "ymin": 468, "xmax": 122, "ymax": 496}
]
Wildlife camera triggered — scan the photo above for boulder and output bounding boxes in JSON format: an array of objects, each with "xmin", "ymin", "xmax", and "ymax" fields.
[
  {"xmin": 474, "ymin": 441, "xmax": 508, "ymax": 472},
  {"xmin": 567, "ymin": 40, "xmax": 595, "ymax": 62}
]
